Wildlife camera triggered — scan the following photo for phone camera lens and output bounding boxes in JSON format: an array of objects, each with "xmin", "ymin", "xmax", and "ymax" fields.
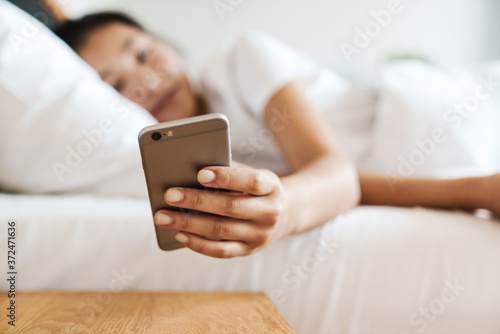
[{"xmin": 151, "ymin": 132, "xmax": 162, "ymax": 141}]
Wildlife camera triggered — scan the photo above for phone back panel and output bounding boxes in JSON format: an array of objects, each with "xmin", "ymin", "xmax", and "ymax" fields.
[{"xmin": 138, "ymin": 113, "xmax": 231, "ymax": 250}]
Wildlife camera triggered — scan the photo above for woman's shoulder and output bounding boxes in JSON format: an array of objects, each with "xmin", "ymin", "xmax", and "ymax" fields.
[
  {"xmin": 203, "ymin": 29, "xmax": 316, "ymax": 68},
  {"xmin": 200, "ymin": 29, "xmax": 318, "ymax": 82},
  {"xmin": 224, "ymin": 29, "xmax": 315, "ymax": 66},
  {"xmin": 199, "ymin": 29, "xmax": 322, "ymax": 116},
  {"xmin": 223, "ymin": 29, "xmax": 280, "ymax": 52},
  {"xmin": 198, "ymin": 30, "xmax": 279, "ymax": 90}
]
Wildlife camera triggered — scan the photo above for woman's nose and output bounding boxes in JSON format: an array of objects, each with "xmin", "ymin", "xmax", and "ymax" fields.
[
  {"xmin": 124, "ymin": 70, "xmax": 157, "ymax": 105},
  {"xmin": 136, "ymin": 64, "xmax": 174, "ymax": 94},
  {"xmin": 126, "ymin": 79, "xmax": 151, "ymax": 105}
]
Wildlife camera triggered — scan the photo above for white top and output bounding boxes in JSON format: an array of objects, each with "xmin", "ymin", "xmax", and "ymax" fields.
[{"xmin": 199, "ymin": 30, "xmax": 375, "ymax": 174}]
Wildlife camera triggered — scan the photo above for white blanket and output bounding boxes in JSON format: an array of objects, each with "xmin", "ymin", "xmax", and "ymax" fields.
[{"xmin": 1, "ymin": 193, "xmax": 499, "ymax": 334}]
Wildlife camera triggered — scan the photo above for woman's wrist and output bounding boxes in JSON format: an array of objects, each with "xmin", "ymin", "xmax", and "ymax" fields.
[
  {"xmin": 455, "ymin": 176, "xmax": 488, "ymax": 210},
  {"xmin": 278, "ymin": 158, "xmax": 359, "ymax": 237},
  {"xmin": 278, "ymin": 175, "xmax": 305, "ymax": 237}
]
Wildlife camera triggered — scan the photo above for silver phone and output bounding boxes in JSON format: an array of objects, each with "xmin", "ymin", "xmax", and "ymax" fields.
[{"xmin": 138, "ymin": 113, "xmax": 232, "ymax": 251}]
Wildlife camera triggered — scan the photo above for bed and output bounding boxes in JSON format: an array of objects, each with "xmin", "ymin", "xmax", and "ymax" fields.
[{"xmin": 1, "ymin": 194, "xmax": 499, "ymax": 333}]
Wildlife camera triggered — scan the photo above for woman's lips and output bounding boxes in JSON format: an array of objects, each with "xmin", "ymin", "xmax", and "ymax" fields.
[{"xmin": 151, "ymin": 87, "xmax": 178, "ymax": 116}]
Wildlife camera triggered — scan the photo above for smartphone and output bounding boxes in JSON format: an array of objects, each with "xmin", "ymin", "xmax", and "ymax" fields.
[{"xmin": 138, "ymin": 113, "xmax": 232, "ymax": 251}]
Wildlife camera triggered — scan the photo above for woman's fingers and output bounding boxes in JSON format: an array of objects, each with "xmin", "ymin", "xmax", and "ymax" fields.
[
  {"xmin": 155, "ymin": 210, "xmax": 265, "ymax": 242},
  {"xmin": 173, "ymin": 232, "xmax": 251, "ymax": 258},
  {"xmin": 164, "ymin": 187, "xmax": 273, "ymax": 221},
  {"xmin": 157, "ymin": 164, "xmax": 287, "ymax": 258},
  {"xmin": 197, "ymin": 165, "xmax": 278, "ymax": 196}
]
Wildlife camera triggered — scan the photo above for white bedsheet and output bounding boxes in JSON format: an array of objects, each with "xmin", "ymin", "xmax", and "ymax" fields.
[{"xmin": 0, "ymin": 193, "xmax": 499, "ymax": 334}]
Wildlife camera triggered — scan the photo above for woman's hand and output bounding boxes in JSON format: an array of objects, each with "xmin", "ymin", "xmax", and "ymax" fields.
[{"xmin": 154, "ymin": 162, "xmax": 292, "ymax": 258}]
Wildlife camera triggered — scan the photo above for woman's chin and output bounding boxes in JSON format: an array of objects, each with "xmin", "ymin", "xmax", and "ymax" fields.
[
  {"xmin": 153, "ymin": 107, "xmax": 189, "ymax": 123},
  {"xmin": 153, "ymin": 95, "xmax": 200, "ymax": 122}
]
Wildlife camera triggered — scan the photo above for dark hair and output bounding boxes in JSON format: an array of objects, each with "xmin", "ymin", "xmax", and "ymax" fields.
[{"xmin": 53, "ymin": 12, "xmax": 143, "ymax": 51}]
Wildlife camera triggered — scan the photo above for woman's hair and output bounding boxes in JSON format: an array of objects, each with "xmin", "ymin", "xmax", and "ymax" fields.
[{"xmin": 53, "ymin": 12, "xmax": 144, "ymax": 51}]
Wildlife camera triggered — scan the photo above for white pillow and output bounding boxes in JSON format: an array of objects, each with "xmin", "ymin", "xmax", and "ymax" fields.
[
  {"xmin": 0, "ymin": 1, "xmax": 157, "ymax": 197},
  {"xmin": 361, "ymin": 60, "xmax": 500, "ymax": 181}
]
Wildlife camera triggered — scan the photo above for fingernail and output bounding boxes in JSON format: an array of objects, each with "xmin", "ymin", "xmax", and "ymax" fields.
[
  {"xmin": 198, "ymin": 169, "xmax": 215, "ymax": 183},
  {"xmin": 175, "ymin": 232, "xmax": 188, "ymax": 243},
  {"xmin": 156, "ymin": 213, "xmax": 173, "ymax": 225},
  {"xmin": 166, "ymin": 188, "xmax": 184, "ymax": 202}
]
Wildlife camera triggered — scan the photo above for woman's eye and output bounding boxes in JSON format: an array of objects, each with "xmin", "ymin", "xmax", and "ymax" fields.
[{"xmin": 138, "ymin": 49, "xmax": 150, "ymax": 63}]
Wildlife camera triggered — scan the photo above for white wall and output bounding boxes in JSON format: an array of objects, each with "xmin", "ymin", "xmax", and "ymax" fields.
[{"xmin": 59, "ymin": 0, "xmax": 500, "ymax": 82}]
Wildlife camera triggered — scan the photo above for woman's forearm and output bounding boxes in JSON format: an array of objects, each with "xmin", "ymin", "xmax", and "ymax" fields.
[
  {"xmin": 280, "ymin": 155, "xmax": 360, "ymax": 236},
  {"xmin": 359, "ymin": 172, "xmax": 485, "ymax": 210},
  {"xmin": 262, "ymin": 81, "xmax": 360, "ymax": 238}
]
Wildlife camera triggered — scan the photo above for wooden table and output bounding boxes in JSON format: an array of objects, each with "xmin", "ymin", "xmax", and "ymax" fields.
[{"xmin": 0, "ymin": 291, "xmax": 294, "ymax": 333}]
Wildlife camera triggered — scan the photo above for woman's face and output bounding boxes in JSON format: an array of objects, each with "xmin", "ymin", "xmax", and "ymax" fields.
[{"xmin": 77, "ymin": 23, "xmax": 198, "ymax": 122}]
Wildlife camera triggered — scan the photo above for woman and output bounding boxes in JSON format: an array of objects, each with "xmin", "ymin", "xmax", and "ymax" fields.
[{"xmin": 54, "ymin": 13, "xmax": 499, "ymax": 258}]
